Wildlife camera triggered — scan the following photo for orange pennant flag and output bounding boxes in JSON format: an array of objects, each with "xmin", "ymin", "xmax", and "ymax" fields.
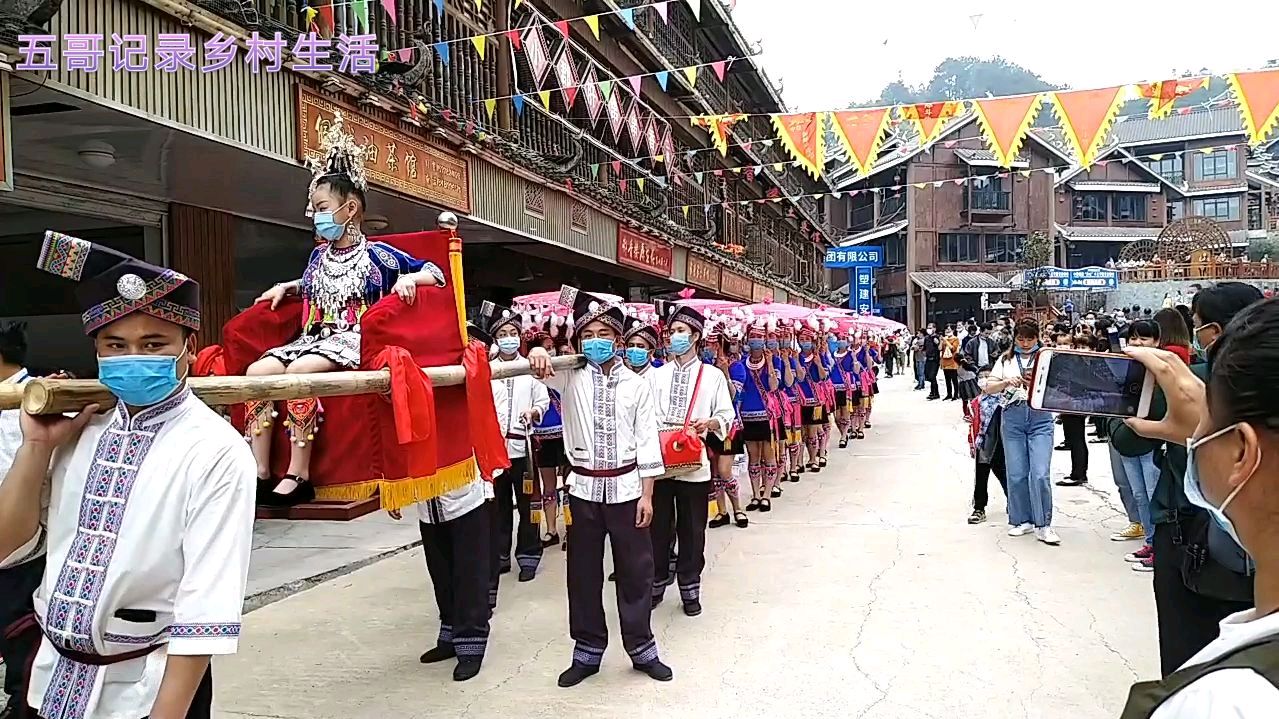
[
  {"xmin": 771, "ymin": 113, "xmax": 825, "ymax": 178},
  {"xmin": 900, "ymin": 101, "xmax": 964, "ymax": 146},
  {"xmin": 1226, "ymin": 68, "xmax": 1279, "ymax": 145},
  {"xmin": 829, "ymin": 108, "xmax": 892, "ymax": 177},
  {"xmin": 1048, "ymin": 86, "xmax": 1127, "ymax": 168},
  {"xmin": 972, "ymin": 94, "xmax": 1044, "ymax": 168},
  {"xmin": 1137, "ymin": 77, "xmax": 1209, "ymax": 120},
  {"xmin": 691, "ymin": 114, "xmax": 745, "ymax": 155}
]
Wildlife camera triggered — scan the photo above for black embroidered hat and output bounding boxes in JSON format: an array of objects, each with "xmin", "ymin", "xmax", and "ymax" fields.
[
  {"xmin": 37, "ymin": 231, "xmax": 201, "ymax": 335},
  {"xmin": 466, "ymin": 320, "xmax": 493, "ymax": 347},
  {"xmin": 656, "ymin": 300, "xmax": 705, "ymax": 335},
  {"xmin": 479, "ymin": 300, "xmax": 522, "ymax": 337},
  {"xmin": 559, "ymin": 285, "xmax": 625, "ymax": 336},
  {"xmin": 623, "ymin": 318, "xmax": 660, "ymax": 348}
]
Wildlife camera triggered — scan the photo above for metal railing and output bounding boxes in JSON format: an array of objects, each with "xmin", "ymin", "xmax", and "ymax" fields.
[
  {"xmin": 965, "ymin": 190, "xmax": 1011, "ymax": 212},
  {"xmin": 1117, "ymin": 260, "xmax": 1279, "ymax": 283}
]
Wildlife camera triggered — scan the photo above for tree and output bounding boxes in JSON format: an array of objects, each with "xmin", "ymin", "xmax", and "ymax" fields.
[
  {"xmin": 1020, "ymin": 230, "xmax": 1054, "ymax": 306},
  {"xmin": 850, "ymin": 56, "xmax": 1061, "ymax": 107}
]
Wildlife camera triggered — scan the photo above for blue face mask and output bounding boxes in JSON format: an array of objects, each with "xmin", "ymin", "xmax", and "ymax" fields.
[
  {"xmin": 748, "ymin": 339, "xmax": 765, "ymax": 352},
  {"xmin": 625, "ymin": 347, "xmax": 650, "ymax": 367},
  {"xmin": 98, "ymin": 349, "xmax": 187, "ymax": 407},
  {"xmin": 669, "ymin": 332, "xmax": 693, "ymax": 356},
  {"xmin": 766, "ymin": 340, "xmax": 779, "ymax": 351},
  {"xmin": 581, "ymin": 337, "xmax": 616, "ymax": 365},
  {"xmin": 495, "ymin": 336, "xmax": 521, "ymax": 355},
  {"xmin": 826, "ymin": 337, "xmax": 838, "ymax": 352},
  {"xmin": 1184, "ymin": 423, "xmax": 1257, "ymax": 548},
  {"xmin": 836, "ymin": 341, "xmax": 849, "ymax": 351},
  {"xmin": 1013, "ymin": 343, "xmax": 1039, "ymax": 355},
  {"xmin": 700, "ymin": 349, "xmax": 715, "ymax": 363},
  {"xmin": 312, "ymin": 208, "xmax": 348, "ymax": 242},
  {"xmin": 800, "ymin": 341, "xmax": 813, "ymax": 352}
]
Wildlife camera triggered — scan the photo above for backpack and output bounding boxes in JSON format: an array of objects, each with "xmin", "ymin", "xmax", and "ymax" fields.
[
  {"xmin": 1181, "ymin": 510, "xmax": 1255, "ymax": 605},
  {"xmin": 1121, "ymin": 634, "xmax": 1279, "ymax": 718}
]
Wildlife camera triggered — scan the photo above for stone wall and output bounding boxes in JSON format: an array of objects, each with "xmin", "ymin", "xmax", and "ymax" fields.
[{"xmin": 1102, "ymin": 279, "xmax": 1278, "ymax": 311}]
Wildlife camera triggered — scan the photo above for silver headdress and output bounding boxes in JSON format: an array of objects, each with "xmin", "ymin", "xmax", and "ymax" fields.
[{"xmin": 307, "ymin": 111, "xmax": 370, "ymax": 200}]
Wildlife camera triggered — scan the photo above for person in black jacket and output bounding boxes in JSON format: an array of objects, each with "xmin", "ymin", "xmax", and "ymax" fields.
[
  {"xmin": 923, "ymin": 325, "xmax": 942, "ymax": 399},
  {"xmin": 1110, "ymin": 282, "xmax": 1262, "ymax": 676}
]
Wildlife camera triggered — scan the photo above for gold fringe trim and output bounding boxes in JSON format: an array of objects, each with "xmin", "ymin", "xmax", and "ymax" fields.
[
  {"xmin": 771, "ymin": 112, "xmax": 825, "ymax": 180},
  {"xmin": 1048, "ymin": 87, "xmax": 1127, "ymax": 168},
  {"xmin": 829, "ymin": 108, "xmax": 892, "ymax": 178},
  {"xmin": 315, "ymin": 455, "xmax": 478, "ymax": 512},
  {"xmin": 972, "ymin": 94, "xmax": 1044, "ymax": 169},
  {"xmin": 1227, "ymin": 71, "xmax": 1279, "ymax": 146}
]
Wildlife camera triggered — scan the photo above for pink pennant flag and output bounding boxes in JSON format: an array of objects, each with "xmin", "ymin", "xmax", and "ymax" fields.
[
  {"xmin": 380, "ymin": 0, "xmax": 397, "ymax": 25},
  {"xmin": 611, "ymin": 160, "xmax": 622, "ymax": 174},
  {"xmin": 710, "ymin": 60, "xmax": 727, "ymax": 82},
  {"xmin": 398, "ymin": 47, "xmax": 414, "ymax": 62},
  {"xmin": 654, "ymin": 0, "xmax": 669, "ymax": 23},
  {"xmin": 506, "ymin": 29, "xmax": 522, "ymax": 51},
  {"xmin": 554, "ymin": 20, "xmax": 570, "ymax": 38},
  {"xmin": 619, "ymin": 179, "xmax": 629, "ymax": 192},
  {"xmin": 628, "ymin": 75, "xmax": 642, "ymax": 95}
]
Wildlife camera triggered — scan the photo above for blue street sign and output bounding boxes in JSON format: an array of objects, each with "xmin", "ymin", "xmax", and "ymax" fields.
[
  {"xmin": 851, "ymin": 266, "xmax": 875, "ymax": 315},
  {"xmin": 825, "ymin": 245, "xmax": 884, "ymax": 268},
  {"xmin": 1024, "ymin": 265, "xmax": 1119, "ymax": 291}
]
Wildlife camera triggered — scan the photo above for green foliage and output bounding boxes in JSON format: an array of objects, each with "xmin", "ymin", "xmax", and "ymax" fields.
[
  {"xmin": 1248, "ymin": 234, "xmax": 1279, "ymax": 261},
  {"xmin": 850, "ymin": 56, "xmax": 1061, "ymax": 107},
  {"xmin": 1021, "ymin": 230, "xmax": 1054, "ymax": 297}
]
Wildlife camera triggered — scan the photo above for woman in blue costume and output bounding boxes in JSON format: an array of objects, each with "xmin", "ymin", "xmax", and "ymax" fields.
[
  {"xmin": 776, "ymin": 325, "xmax": 805, "ymax": 483},
  {"xmin": 245, "ymin": 113, "xmax": 446, "ymax": 506},
  {"xmin": 528, "ymin": 320, "xmax": 568, "ymax": 549},
  {"xmin": 795, "ymin": 326, "xmax": 828, "ymax": 473},
  {"xmin": 702, "ymin": 326, "xmax": 751, "ymax": 526},
  {"xmin": 831, "ymin": 333, "xmax": 853, "ymax": 448},
  {"xmin": 731, "ymin": 322, "xmax": 781, "ymax": 512}
]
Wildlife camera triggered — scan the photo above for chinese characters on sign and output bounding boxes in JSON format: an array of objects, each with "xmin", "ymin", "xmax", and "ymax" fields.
[
  {"xmin": 852, "ymin": 266, "xmax": 875, "ymax": 315},
  {"xmin": 297, "ymin": 88, "xmax": 471, "ymax": 212},
  {"xmin": 751, "ymin": 283, "xmax": 774, "ymax": 303},
  {"xmin": 617, "ymin": 227, "xmax": 673, "ymax": 276},
  {"xmin": 15, "ymin": 33, "xmax": 380, "ymax": 74},
  {"xmin": 686, "ymin": 254, "xmax": 721, "ymax": 291},
  {"xmin": 720, "ymin": 270, "xmax": 752, "ymax": 301},
  {"xmin": 824, "ymin": 245, "xmax": 885, "ymax": 269},
  {"xmin": 1024, "ymin": 265, "xmax": 1119, "ymax": 291}
]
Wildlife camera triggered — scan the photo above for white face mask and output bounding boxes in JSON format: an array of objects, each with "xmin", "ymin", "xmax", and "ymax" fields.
[{"xmin": 496, "ymin": 336, "xmax": 521, "ymax": 355}]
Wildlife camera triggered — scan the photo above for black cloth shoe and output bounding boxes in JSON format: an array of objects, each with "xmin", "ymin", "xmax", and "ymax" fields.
[
  {"xmin": 708, "ymin": 513, "xmax": 730, "ymax": 528},
  {"xmin": 770, "ymin": 486, "xmax": 783, "ymax": 497},
  {"xmin": 420, "ymin": 644, "xmax": 456, "ymax": 664},
  {"xmin": 633, "ymin": 659, "xmax": 674, "ymax": 682},
  {"xmin": 518, "ymin": 567, "xmax": 536, "ymax": 582},
  {"xmin": 1056, "ymin": 477, "xmax": 1088, "ymax": 487},
  {"xmin": 682, "ymin": 599, "xmax": 702, "ymax": 617},
  {"xmin": 453, "ymin": 658, "xmax": 482, "ymax": 682},
  {"xmin": 558, "ymin": 663, "xmax": 601, "ymax": 688},
  {"xmin": 1055, "ymin": 443, "xmax": 1069, "ymax": 451},
  {"xmin": 652, "ymin": 592, "xmax": 664, "ymax": 609},
  {"xmin": 734, "ymin": 511, "xmax": 749, "ymax": 528},
  {"xmin": 541, "ymin": 533, "xmax": 560, "ymax": 548}
]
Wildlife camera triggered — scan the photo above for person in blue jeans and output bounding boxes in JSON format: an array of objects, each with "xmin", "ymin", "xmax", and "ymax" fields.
[{"xmin": 983, "ymin": 319, "xmax": 1060, "ymax": 545}]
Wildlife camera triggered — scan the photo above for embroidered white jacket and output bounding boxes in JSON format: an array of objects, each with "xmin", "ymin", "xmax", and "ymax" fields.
[
  {"xmin": 27, "ymin": 388, "xmax": 256, "ymax": 719},
  {"xmin": 540, "ymin": 362, "xmax": 664, "ymax": 504},
  {"xmin": 646, "ymin": 359, "xmax": 735, "ymax": 483},
  {"xmin": 492, "ymin": 356, "xmax": 549, "ymax": 460}
]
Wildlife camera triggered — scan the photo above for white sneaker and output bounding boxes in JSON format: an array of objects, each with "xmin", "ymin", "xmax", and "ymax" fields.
[
  {"xmin": 1035, "ymin": 527, "xmax": 1062, "ymax": 545},
  {"xmin": 1008, "ymin": 523, "xmax": 1035, "ymax": 537}
]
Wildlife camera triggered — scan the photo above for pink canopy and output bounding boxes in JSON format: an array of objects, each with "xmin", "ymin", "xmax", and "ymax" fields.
[
  {"xmin": 852, "ymin": 315, "xmax": 907, "ymax": 332},
  {"xmin": 741, "ymin": 301, "xmax": 812, "ymax": 321},
  {"xmin": 675, "ymin": 298, "xmax": 742, "ymax": 313}
]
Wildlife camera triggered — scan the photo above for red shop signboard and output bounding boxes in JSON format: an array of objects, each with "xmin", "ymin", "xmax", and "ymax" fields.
[
  {"xmin": 617, "ymin": 227, "xmax": 673, "ymax": 277},
  {"xmin": 720, "ymin": 270, "xmax": 752, "ymax": 300}
]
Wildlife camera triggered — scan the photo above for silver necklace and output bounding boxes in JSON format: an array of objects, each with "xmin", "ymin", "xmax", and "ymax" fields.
[{"xmin": 307, "ymin": 229, "xmax": 372, "ymax": 331}]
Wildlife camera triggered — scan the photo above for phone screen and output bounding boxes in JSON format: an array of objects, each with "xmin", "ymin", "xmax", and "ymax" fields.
[{"xmin": 1040, "ymin": 352, "xmax": 1148, "ymax": 417}]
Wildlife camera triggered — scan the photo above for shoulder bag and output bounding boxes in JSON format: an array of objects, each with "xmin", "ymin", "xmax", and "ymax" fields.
[{"xmin": 659, "ymin": 365, "xmax": 706, "ymax": 477}]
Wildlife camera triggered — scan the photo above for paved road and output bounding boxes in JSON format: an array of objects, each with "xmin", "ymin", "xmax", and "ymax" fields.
[{"xmin": 213, "ymin": 375, "xmax": 1158, "ymax": 719}]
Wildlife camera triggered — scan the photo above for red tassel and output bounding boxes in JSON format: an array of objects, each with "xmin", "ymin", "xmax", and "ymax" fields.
[
  {"xmin": 374, "ymin": 346, "xmax": 439, "ymax": 478},
  {"xmin": 463, "ymin": 339, "xmax": 511, "ymax": 482}
]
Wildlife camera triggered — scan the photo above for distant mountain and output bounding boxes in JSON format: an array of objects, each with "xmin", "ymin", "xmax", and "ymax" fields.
[{"xmin": 850, "ymin": 56, "xmax": 1063, "ymax": 107}]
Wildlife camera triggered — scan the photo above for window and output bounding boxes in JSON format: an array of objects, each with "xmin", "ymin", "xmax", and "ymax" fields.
[
  {"xmin": 1146, "ymin": 155, "xmax": 1183, "ymax": 184},
  {"xmin": 523, "ymin": 183, "xmax": 545, "ymax": 217},
  {"xmin": 1191, "ymin": 196, "xmax": 1240, "ymax": 221},
  {"xmin": 1196, "ymin": 150, "xmax": 1236, "ymax": 181},
  {"xmin": 1112, "ymin": 195, "xmax": 1147, "ymax": 222},
  {"xmin": 1072, "ymin": 192, "xmax": 1108, "ymax": 221},
  {"xmin": 570, "ymin": 201, "xmax": 589, "ymax": 233},
  {"xmin": 939, "ymin": 233, "xmax": 981, "ymax": 263},
  {"xmin": 984, "ymin": 234, "xmax": 1026, "ymax": 264},
  {"xmin": 1169, "ymin": 201, "xmax": 1185, "ymax": 222},
  {"xmin": 884, "ymin": 232, "xmax": 906, "ymax": 268}
]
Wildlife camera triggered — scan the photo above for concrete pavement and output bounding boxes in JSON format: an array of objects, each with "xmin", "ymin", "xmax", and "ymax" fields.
[{"xmin": 213, "ymin": 375, "xmax": 1159, "ymax": 719}]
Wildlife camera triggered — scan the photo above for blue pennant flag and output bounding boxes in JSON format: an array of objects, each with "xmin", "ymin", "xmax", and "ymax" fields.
[
  {"xmin": 433, "ymin": 0, "xmax": 444, "ymax": 15},
  {"xmin": 434, "ymin": 42, "xmax": 450, "ymax": 66},
  {"xmin": 512, "ymin": 94, "xmax": 526, "ymax": 116},
  {"xmin": 655, "ymin": 70, "xmax": 669, "ymax": 91},
  {"xmin": 619, "ymin": 8, "xmax": 636, "ymax": 30}
]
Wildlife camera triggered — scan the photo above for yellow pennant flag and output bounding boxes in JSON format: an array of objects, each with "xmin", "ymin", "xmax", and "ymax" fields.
[
  {"xmin": 681, "ymin": 206, "xmax": 690, "ymax": 219},
  {"xmin": 773, "ymin": 163, "xmax": 783, "ymax": 172},
  {"xmin": 584, "ymin": 14, "xmax": 600, "ymax": 40},
  {"xmin": 654, "ymin": 154, "xmax": 665, "ymax": 163},
  {"xmin": 913, "ymin": 182, "xmax": 926, "ymax": 189},
  {"xmin": 474, "ymin": 0, "xmax": 483, "ymax": 10},
  {"xmin": 514, "ymin": 0, "xmax": 523, "ymax": 5},
  {"xmin": 303, "ymin": 5, "xmax": 318, "ymax": 24},
  {"xmin": 637, "ymin": 178, "xmax": 646, "ymax": 191},
  {"xmin": 684, "ymin": 66, "xmax": 698, "ymax": 86},
  {"xmin": 539, "ymin": 90, "xmax": 552, "ymax": 110},
  {"xmin": 471, "ymin": 35, "xmax": 487, "ymax": 60},
  {"xmin": 484, "ymin": 98, "xmax": 497, "ymax": 119}
]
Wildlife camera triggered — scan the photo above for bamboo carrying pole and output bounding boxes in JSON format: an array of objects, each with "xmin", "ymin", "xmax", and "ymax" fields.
[{"xmin": 6, "ymin": 355, "xmax": 587, "ymax": 415}]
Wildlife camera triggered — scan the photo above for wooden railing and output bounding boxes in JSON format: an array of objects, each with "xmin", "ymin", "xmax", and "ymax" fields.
[{"xmin": 1116, "ymin": 260, "xmax": 1279, "ymax": 283}]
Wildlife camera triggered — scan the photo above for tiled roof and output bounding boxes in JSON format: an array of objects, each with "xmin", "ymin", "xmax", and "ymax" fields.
[
  {"xmin": 955, "ymin": 148, "xmax": 1029, "ymax": 166},
  {"xmin": 838, "ymin": 220, "xmax": 908, "ymax": 247},
  {"xmin": 909, "ymin": 271, "xmax": 1011, "ymax": 292},
  {"xmin": 1057, "ymin": 225, "xmax": 1162, "ymax": 238},
  {"xmin": 1110, "ymin": 108, "xmax": 1246, "ymax": 146}
]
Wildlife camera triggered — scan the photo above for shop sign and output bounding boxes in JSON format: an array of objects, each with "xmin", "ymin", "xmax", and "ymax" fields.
[
  {"xmin": 751, "ymin": 283, "xmax": 773, "ymax": 302},
  {"xmin": 0, "ymin": 68, "xmax": 11, "ymax": 192},
  {"xmin": 617, "ymin": 227, "xmax": 673, "ymax": 276},
  {"xmin": 686, "ymin": 254, "xmax": 721, "ymax": 291},
  {"xmin": 297, "ymin": 87, "xmax": 470, "ymax": 212},
  {"xmin": 720, "ymin": 270, "xmax": 752, "ymax": 300}
]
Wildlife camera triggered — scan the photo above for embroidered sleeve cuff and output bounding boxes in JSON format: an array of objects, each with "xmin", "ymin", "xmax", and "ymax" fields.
[
  {"xmin": 638, "ymin": 461, "xmax": 665, "ymax": 478},
  {"xmin": 423, "ymin": 262, "xmax": 446, "ymax": 287},
  {"xmin": 167, "ymin": 623, "xmax": 242, "ymax": 656},
  {"xmin": 0, "ymin": 525, "xmax": 46, "ymax": 570}
]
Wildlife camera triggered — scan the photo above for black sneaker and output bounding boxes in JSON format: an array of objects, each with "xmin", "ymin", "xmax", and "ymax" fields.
[
  {"xmin": 557, "ymin": 662, "xmax": 600, "ymax": 688},
  {"xmin": 1056, "ymin": 477, "xmax": 1088, "ymax": 487},
  {"xmin": 453, "ymin": 658, "xmax": 482, "ymax": 682},
  {"xmin": 967, "ymin": 509, "xmax": 986, "ymax": 525},
  {"xmin": 420, "ymin": 643, "xmax": 456, "ymax": 664},
  {"xmin": 1054, "ymin": 443, "xmax": 1069, "ymax": 451},
  {"xmin": 633, "ymin": 659, "xmax": 674, "ymax": 682}
]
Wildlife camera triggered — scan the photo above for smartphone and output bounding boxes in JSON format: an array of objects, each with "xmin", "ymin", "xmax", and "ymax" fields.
[{"xmin": 1028, "ymin": 348, "xmax": 1155, "ymax": 418}]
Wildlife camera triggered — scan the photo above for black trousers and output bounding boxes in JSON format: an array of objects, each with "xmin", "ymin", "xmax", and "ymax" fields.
[
  {"xmin": 973, "ymin": 453, "xmax": 1008, "ymax": 511},
  {"xmin": 924, "ymin": 359, "xmax": 940, "ymax": 397},
  {"xmin": 419, "ymin": 503, "xmax": 492, "ymax": 659},
  {"xmin": 1152, "ymin": 520, "xmax": 1251, "ymax": 676},
  {"xmin": 0, "ymin": 557, "xmax": 44, "ymax": 713},
  {"xmin": 1062, "ymin": 414, "xmax": 1089, "ymax": 480},
  {"xmin": 942, "ymin": 368, "xmax": 959, "ymax": 399},
  {"xmin": 566, "ymin": 496, "xmax": 659, "ymax": 668},
  {"xmin": 493, "ymin": 456, "xmax": 542, "ymax": 573},
  {"xmin": 122, "ymin": 667, "xmax": 214, "ymax": 719},
  {"xmin": 650, "ymin": 480, "xmax": 710, "ymax": 604}
]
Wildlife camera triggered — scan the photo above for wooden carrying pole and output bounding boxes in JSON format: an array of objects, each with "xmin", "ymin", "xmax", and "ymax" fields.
[{"xmin": 8, "ymin": 355, "xmax": 586, "ymax": 415}]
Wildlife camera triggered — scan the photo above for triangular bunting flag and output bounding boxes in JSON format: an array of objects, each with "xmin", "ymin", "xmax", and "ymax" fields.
[
  {"xmin": 473, "ymin": 0, "xmax": 482, "ymax": 10},
  {"xmin": 1019, "ymin": 169, "xmax": 1033, "ymax": 177},
  {"xmin": 539, "ymin": 90, "xmax": 552, "ymax": 111},
  {"xmin": 1048, "ymin": 87, "xmax": 1126, "ymax": 168},
  {"xmin": 1226, "ymin": 69, "xmax": 1279, "ymax": 145},
  {"xmin": 637, "ymin": 178, "xmax": 646, "ymax": 191},
  {"xmin": 563, "ymin": 86, "xmax": 579, "ymax": 109},
  {"xmin": 471, "ymin": 35, "xmax": 487, "ymax": 60},
  {"xmin": 619, "ymin": 179, "xmax": 628, "ymax": 192},
  {"xmin": 655, "ymin": 1, "xmax": 669, "ymax": 23},
  {"xmin": 772, "ymin": 112, "xmax": 825, "ymax": 179},
  {"xmin": 434, "ymin": 42, "xmax": 450, "ymax": 66},
  {"xmin": 1137, "ymin": 77, "xmax": 1209, "ymax": 120},
  {"xmin": 380, "ymin": 0, "xmax": 396, "ymax": 25},
  {"xmin": 611, "ymin": 160, "xmax": 622, "ymax": 174},
  {"xmin": 971, "ymin": 94, "xmax": 1044, "ymax": 168},
  {"xmin": 553, "ymin": 20, "xmax": 570, "ymax": 39},
  {"xmin": 900, "ymin": 101, "xmax": 963, "ymax": 146},
  {"xmin": 684, "ymin": 66, "xmax": 698, "ymax": 87},
  {"xmin": 512, "ymin": 94, "xmax": 526, "ymax": 116},
  {"xmin": 694, "ymin": 172, "xmax": 704, "ymax": 183},
  {"xmin": 590, "ymin": 164, "xmax": 600, "ymax": 180},
  {"xmin": 912, "ymin": 182, "xmax": 926, "ymax": 189},
  {"xmin": 505, "ymin": 29, "xmax": 522, "ymax": 51},
  {"xmin": 619, "ymin": 8, "xmax": 636, "ymax": 30},
  {"xmin": 655, "ymin": 71, "xmax": 669, "ymax": 91},
  {"xmin": 690, "ymin": 114, "xmax": 744, "ymax": 156},
  {"xmin": 628, "ymin": 75, "xmax": 642, "ymax": 95},
  {"xmin": 654, "ymin": 154, "xmax": 665, "ymax": 163},
  {"xmin": 829, "ymin": 108, "xmax": 892, "ymax": 176},
  {"xmin": 599, "ymin": 80, "xmax": 614, "ymax": 102},
  {"xmin": 584, "ymin": 15, "xmax": 600, "ymax": 40},
  {"xmin": 682, "ymin": 205, "xmax": 690, "ymax": 219},
  {"xmin": 772, "ymin": 163, "xmax": 783, "ymax": 172},
  {"xmin": 711, "ymin": 60, "xmax": 727, "ymax": 82},
  {"xmin": 484, "ymin": 98, "xmax": 497, "ymax": 119},
  {"xmin": 352, "ymin": 0, "xmax": 368, "ymax": 31},
  {"xmin": 686, "ymin": 0, "xmax": 701, "ymax": 21},
  {"xmin": 303, "ymin": 5, "xmax": 318, "ymax": 26}
]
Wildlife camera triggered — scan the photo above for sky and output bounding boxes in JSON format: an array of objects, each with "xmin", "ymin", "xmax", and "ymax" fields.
[{"xmin": 728, "ymin": 0, "xmax": 1279, "ymax": 111}]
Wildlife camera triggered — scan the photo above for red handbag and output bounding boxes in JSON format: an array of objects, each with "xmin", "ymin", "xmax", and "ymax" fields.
[{"xmin": 659, "ymin": 365, "xmax": 705, "ymax": 477}]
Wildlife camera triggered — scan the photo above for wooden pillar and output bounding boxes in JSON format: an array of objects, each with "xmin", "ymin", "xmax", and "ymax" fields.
[
  {"xmin": 494, "ymin": 0, "xmax": 513, "ymax": 132},
  {"xmin": 169, "ymin": 204, "xmax": 236, "ymax": 348}
]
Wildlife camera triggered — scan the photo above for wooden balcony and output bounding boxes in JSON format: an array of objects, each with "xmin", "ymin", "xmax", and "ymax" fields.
[{"xmin": 1118, "ymin": 259, "xmax": 1279, "ymax": 283}]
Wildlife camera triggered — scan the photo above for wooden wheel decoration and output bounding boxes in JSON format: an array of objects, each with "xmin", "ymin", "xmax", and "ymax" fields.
[{"xmin": 1119, "ymin": 216, "xmax": 1232, "ymax": 263}]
